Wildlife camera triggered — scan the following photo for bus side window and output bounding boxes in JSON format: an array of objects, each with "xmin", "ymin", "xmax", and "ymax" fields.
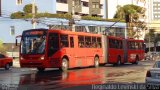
[
  {"xmin": 128, "ymin": 42, "xmax": 131, "ymax": 49},
  {"xmin": 97, "ymin": 37, "xmax": 101, "ymax": 48},
  {"xmin": 78, "ymin": 36, "xmax": 84, "ymax": 48},
  {"xmin": 119, "ymin": 41, "xmax": 122, "ymax": 49},
  {"xmin": 70, "ymin": 37, "xmax": 74, "ymax": 48},
  {"xmin": 132, "ymin": 42, "xmax": 135, "ymax": 49},
  {"xmin": 60, "ymin": 34, "xmax": 69, "ymax": 48},
  {"xmin": 135, "ymin": 42, "xmax": 139, "ymax": 49},
  {"xmin": 85, "ymin": 36, "xmax": 91, "ymax": 48},
  {"xmin": 109, "ymin": 39, "xmax": 113, "ymax": 48},
  {"xmin": 92, "ymin": 37, "xmax": 96, "ymax": 48},
  {"xmin": 115, "ymin": 40, "xmax": 118, "ymax": 49}
]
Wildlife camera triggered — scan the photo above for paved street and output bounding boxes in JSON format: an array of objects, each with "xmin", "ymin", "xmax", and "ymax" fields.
[{"xmin": 0, "ymin": 60, "xmax": 156, "ymax": 90}]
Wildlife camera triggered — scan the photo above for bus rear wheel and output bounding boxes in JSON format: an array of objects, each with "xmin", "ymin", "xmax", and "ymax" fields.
[
  {"xmin": 60, "ymin": 58, "xmax": 68, "ymax": 72},
  {"xmin": 114, "ymin": 56, "xmax": 121, "ymax": 66},
  {"xmin": 37, "ymin": 68, "xmax": 45, "ymax": 72},
  {"xmin": 133, "ymin": 57, "xmax": 139, "ymax": 64},
  {"xmin": 117, "ymin": 57, "xmax": 121, "ymax": 65},
  {"xmin": 94, "ymin": 57, "xmax": 99, "ymax": 68}
]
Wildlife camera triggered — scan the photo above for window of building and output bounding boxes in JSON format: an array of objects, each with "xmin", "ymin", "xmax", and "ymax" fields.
[
  {"xmin": 16, "ymin": 0, "xmax": 22, "ymax": 5},
  {"xmin": 92, "ymin": 2, "xmax": 100, "ymax": 9},
  {"xmin": 82, "ymin": 1, "xmax": 88, "ymax": 7},
  {"xmin": 10, "ymin": 26, "xmax": 15, "ymax": 36},
  {"xmin": 56, "ymin": 0, "xmax": 67, "ymax": 3},
  {"xmin": 100, "ymin": 4, "xmax": 103, "ymax": 9}
]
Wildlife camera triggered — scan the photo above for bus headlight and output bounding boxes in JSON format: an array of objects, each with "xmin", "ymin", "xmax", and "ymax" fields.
[
  {"xmin": 20, "ymin": 57, "xmax": 24, "ymax": 60},
  {"xmin": 40, "ymin": 56, "xmax": 44, "ymax": 60}
]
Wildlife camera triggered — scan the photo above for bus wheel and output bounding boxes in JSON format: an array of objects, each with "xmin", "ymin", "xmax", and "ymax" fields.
[
  {"xmin": 117, "ymin": 56, "xmax": 121, "ymax": 66},
  {"xmin": 133, "ymin": 57, "xmax": 139, "ymax": 64},
  {"xmin": 37, "ymin": 68, "xmax": 45, "ymax": 72},
  {"xmin": 61, "ymin": 58, "xmax": 68, "ymax": 72},
  {"xmin": 94, "ymin": 57, "xmax": 99, "ymax": 68},
  {"xmin": 5, "ymin": 63, "xmax": 10, "ymax": 70}
]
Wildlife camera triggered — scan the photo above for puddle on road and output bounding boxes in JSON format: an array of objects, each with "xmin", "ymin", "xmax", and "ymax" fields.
[
  {"xmin": 106, "ymin": 71, "xmax": 136, "ymax": 77},
  {"xmin": 0, "ymin": 65, "xmax": 149, "ymax": 90},
  {"xmin": 17, "ymin": 68, "xmax": 141, "ymax": 89}
]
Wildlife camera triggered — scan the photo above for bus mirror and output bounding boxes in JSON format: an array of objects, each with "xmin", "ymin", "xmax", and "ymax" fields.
[
  {"xmin": 15, "ymin": 35, "xmax": 22, "ymax": 46},
  {"xmin": 16, "ymin": 39, "xmax": 18, "ymax": 46}
]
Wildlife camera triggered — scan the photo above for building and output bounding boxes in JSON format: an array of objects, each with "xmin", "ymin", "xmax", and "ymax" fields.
[
  {"xmin": 0, "ymin": 0, "xmax": 105, "ymax": 18},
  {"xmin": 152, "ymin": 0, "xmax": 160, "ymax": 20},
  {"xmin": 146, "ymin": 0, "xmax": 160, "ymax": 33}
]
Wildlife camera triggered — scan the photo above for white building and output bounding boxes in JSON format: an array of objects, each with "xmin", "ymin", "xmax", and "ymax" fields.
[{"xmin": 0, "ymin": 0, "xmax": 105, "ymax": 18}]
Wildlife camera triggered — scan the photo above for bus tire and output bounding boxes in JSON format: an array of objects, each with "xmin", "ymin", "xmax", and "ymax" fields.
[
  {"xmin": 37, "ymin": 68, "xmax": 45, "ymax": 72},
  {"xmin": 61, "ymin": 58, "xmax": 68, "ymax": 72},
  {"xmin": 133, "ymin": 56, "xmax": 139, "ymax": 64},
  {"xmin": 116, "ymin": 56, "xmax": 121, "ymax": 66},
  {"xmin": 94, "ymin": 57, "xmax": 99, "ymax": 68},
  {"xmin": 5, "ymin": 63, "xmax": 10, "ymax": 70}
]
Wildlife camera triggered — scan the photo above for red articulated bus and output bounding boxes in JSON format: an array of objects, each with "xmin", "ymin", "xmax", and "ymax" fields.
[
  {"xmin": 16, "ymin": 29, "xmax": 144, "ymax": 71},
  {"xmin": 105, "ymin": 36, "xmax": 144, "ymax": 65}
]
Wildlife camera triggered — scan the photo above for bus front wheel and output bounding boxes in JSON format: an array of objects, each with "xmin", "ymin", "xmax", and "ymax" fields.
[
  {"xmin": 94, "ymin": 57, "xmax": 99, "ymax": 68},
  {"xmin": 60, "ymin": 58, "xmax": 68, "ymax": 72}
]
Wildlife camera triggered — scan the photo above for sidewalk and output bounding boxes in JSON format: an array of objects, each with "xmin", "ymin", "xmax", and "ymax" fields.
[{"xmin": 13, "ymin": 58, "xmax": 20, "ymax": 67}]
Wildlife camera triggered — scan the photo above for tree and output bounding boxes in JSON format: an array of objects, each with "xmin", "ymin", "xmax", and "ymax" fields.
[
  {"xmin": 10, "ymin": 11, "xmax": 24, "ymax": 19},
  {"xmin": 114, "ymin": 4, "xmax": 146, "ymax": 38},
  {"xmin": 0, "ymin": 40, "xmax": 6, "ymax": 54},
  {"xmin": 23, "ymin": 4, "xmax": 38, "ymax": 14}
]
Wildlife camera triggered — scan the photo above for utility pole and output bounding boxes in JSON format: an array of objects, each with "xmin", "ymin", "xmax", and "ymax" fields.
[
  {"xmin": 147, "ymin": 0, "xmax": 151, "ymax": 53},
  {"xmin": 70, "ymin": 0, "xmax": 75, "ymax": 32},
  {"xmin": 32, "ymin": 0, "xmax": 36, "ymax": 29},
  {"xmin": 0, "ymin": 0, "xmax": 1, "ymax": 16}
]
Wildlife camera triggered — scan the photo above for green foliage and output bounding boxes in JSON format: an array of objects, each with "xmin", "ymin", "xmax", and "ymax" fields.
[
  {"xmin": 82, "ymin": 16, "xmax": 102, "ymax": 21},
  {"xmin": 35, "ymin": 13, "xmax": 72, "ymax": 19},
  {"xmin": 114, "ymin": 4, "xmax": 146, "ymax": 38},
  {"xmin": 114, "ymin": 4, "xmax": 144, "ymax": 21},
  {"xmin": 0, "ymin": 40, "xmax": 6, "ymax": 54},
  {"xmin": 23, "ymin": 4, "xmax": 38, "ymax": 13},
  {"xmin": 10, "ymin": 11, "xmax": 24, "ymax": 19}
]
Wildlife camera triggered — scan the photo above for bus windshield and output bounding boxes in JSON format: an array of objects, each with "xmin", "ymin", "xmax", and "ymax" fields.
[{"xmin": 21, "ymin": 30, "xmax": 46, "ymax": 54}]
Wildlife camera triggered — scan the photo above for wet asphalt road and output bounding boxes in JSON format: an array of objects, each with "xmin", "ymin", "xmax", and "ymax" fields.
[{"xmin": 0, "ymin": 60, "xmax": 155, "ymax": 90}]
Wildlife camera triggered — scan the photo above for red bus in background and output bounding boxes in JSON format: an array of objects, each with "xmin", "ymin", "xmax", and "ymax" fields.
[
  {"xmin": 107, "ymin": 36, "xmax": 124, "ymax": 65},
  {"xmin": 102, "ymin": 36, "xmax": 144, "ymax": 65},
  {"xmin": 126, "ymin": 38, "xmax": 144, "ymax": 64},
  {"xmin": 16, "ymin": 29, "xmax": 145, "ymax": 71}
]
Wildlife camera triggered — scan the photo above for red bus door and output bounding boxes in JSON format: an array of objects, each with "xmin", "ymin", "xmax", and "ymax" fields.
[
  {"xmin": 68, "ymin": 36, "xmax": 76, "ymax": 67},
  {"xmin": 123, "ymin": 39, "xmax": 128, "ymax": 63},
  {"xmin": 48, "ymin": 33, "xmax": 60, "ymax": 67}
]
